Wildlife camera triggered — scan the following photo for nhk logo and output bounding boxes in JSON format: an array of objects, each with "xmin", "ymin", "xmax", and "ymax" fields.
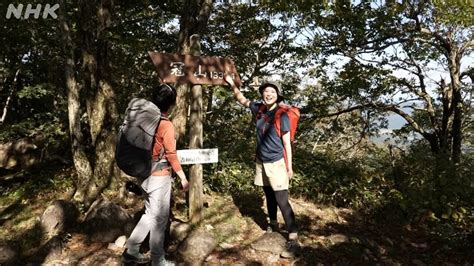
[{"xmin": 5, "ymin": 3, "xmax": 59, "ymax": 19}]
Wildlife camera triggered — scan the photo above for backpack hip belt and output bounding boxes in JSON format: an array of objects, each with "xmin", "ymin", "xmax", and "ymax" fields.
[{"xmin": 151, "ymin": 160, "xmax": 170, "ymax": 172}]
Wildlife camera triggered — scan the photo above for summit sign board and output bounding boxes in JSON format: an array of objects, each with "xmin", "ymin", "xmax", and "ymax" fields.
[{"xmin": 148, "ymin": 52, "xmax": 242, "ymax": 87}]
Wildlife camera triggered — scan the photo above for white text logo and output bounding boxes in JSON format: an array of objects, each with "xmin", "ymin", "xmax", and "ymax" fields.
[{"xmin": 6, "ymin": 4, "xmax": 59, "ymax": 19}]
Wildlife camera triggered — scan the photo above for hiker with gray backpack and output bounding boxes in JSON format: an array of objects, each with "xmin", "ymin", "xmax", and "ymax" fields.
[{"xmin": 116, "ymin": 84, "xmax": 189, "ymax": 265}]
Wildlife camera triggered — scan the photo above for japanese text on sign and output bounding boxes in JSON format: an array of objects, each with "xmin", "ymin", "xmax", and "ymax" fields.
[
  {"xmin": 149, "ymin": 52, "xmax": 241, "ymax": 87},
  {"xmin": 177, "ymin": 149, "xmax": 218, "ymax": 165}
]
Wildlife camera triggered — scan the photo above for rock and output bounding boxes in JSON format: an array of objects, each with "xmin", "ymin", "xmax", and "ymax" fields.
[
  {"xmin": 205, "ymin": 253, "xmax": 217, "ymax": 262},
  {"xmin": 250, "ymin": 232, "xmax": 286, "ymax": 254},
  {"xmin": 219, "ymin": 242, "xmax": 235, "ymax": 249},
  {"xmin": 170, "ymin": 221, "xmax": 191, "ymax": 242},
  {"xmin": 114, "ymin": 235, "xmax": 127, "ymax": 248},
  {"xmin": 0, "ymin": 138, "xmax": 39, "ymax": 169},
  {"xmin": 328, "ymin": 234, "xmax": 349, "ymax": 245},
  {"xmin": 267, "ymin": 254, "xmax": 280, "ymax": 264},
  {"xmin": 83, "ymin": 201, "xmax": 134, "ymax": 243},
  {"xmin": 40, "ymin": 236, "xmax": 66, "ymax": 265},
  {"xmin": 0, "ymin": 244, "xmax": 17, "ymax": 266},
  {"xmin": 40, "ymin": 200, "xmax": 79, "ymax": 237},
  {"xmin": 107, "ymin": 243, "xmax": 121, "ymax": 251},
  {"xmin": 178, "ymin": 230, "xmax": 217, "ymax": 262},
  {"xmin": 102, "ymin": 257, "xmax": 122, "ymax": 265},
  {"xmin": 0, "ymin": 137, "xmax": 67, "ymax": 170}
]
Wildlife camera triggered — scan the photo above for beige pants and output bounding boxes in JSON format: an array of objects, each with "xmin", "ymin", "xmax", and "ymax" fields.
[{"xmin": 255, "ymin": 158, "xmax": 289, "ymax": 191}]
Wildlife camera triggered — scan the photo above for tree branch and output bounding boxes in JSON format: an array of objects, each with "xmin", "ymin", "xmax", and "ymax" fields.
[
  {"xmin": 0, "ymin": 68, "xmax": 20, "ymax": 125},
  {"xmin": 460, "ymin": 40, "xmax": 474, "ymax": 55},
  {"xmin": 323, "ymin": 102, "xmax": 428, "ymax": 137}
]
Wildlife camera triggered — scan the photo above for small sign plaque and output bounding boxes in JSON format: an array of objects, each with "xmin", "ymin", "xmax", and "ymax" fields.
[{"xmin": 177, "ymin": 148, "xmax": 218, "ymax": 165}]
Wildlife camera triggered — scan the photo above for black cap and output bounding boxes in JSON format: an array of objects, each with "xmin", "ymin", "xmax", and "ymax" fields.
[{"xmin": 258, "ymin": 81, "xmax": 284, "ymax": 102}]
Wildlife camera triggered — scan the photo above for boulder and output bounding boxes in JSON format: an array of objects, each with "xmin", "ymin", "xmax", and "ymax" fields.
[
  {"xmin": 250, "ymin": 232, "xmax": 286, "ymax": 254},
  {"xmin": 178, "ymin": 230, "xmax": 217, "ymax": 262},
  {"xmin": 40, "ymin": 200, "xmax": 79, "ymax": 237},
  {"xmin": 83, "ymin": 201, "xmax": 134, "ymax": 243},
  {"xmin": 0, "ymin": 138, "xmax": 40, "ymax": 169},
  {"xmin": 328, "ymin": 234, "xmax": 350, "ymax": 245},
  {"xmin": 114, "ymin": 235, "xmax": 127, "ymax": 248},
  {"xmin": 39, "ymin": 236, "xmax": 66, "ymax": 265},
  {"xmin": 0, "ymin": 244, "xmax": 17, "ymax": 266},
  {"xmin": 170, "ymin": 221, "xmax": 191, "ymax": 242}
]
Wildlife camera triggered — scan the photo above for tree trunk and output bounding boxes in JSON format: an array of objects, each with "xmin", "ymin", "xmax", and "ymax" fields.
[
  {"xmin": 173, "ymin": 84, "xmax": 189, "ymax": 146},
  {"xmin": 58, "ymin": 0, "xmax": 94, "ymax": 198},
  {"xmin": 72, "ymin": 0, "xmax": 119, "ymax": 207},
  {"xmin": 173, "ymin": 0, "xmax": 213, "ymax": 145},
  {"xmin": 188, "ymin": 35, "xmax": 203, "ymax": 224},
  {"xmin": 171, "ymin": 1, "xmax": 212, "ymax": 222},
  {"xmin": 449, "ymin": 50, "xmax": 463, "ymax": 163},
  {"xmin": 84, "ymin": 0, "xmax": 119, "ymax": 205},
  {"xmin": 173, "ymin": 4, "xmax": 193, "ymax": 145}
]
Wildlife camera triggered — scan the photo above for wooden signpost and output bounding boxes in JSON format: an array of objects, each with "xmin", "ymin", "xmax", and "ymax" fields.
[
  {"xmin": 149, "ymin": 44, "xmax": 233, "ymax": 224},
  {"xmin": 148, "ymin": 52, "xmax": 242, "ymax": 87}
]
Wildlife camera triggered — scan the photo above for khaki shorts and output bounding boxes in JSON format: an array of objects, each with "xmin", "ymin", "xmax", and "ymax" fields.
[{"xmin": 255, "ymin": 158, "xmax": 289, "ymax": 191}]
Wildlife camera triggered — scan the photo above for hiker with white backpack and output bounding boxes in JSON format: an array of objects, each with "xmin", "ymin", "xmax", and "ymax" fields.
[
  {"xmin": 224, "ymin": 75, "xmax": 301, "ymax": 258},
  {"xmin": 118, "ymin": 84, "xmax": 189, "ymax": 266}
]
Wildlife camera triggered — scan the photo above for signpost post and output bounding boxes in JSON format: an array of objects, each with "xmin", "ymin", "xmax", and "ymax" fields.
[{"xmin": 188, "ymin": 35, "xmax": 204, "ymax": 224}]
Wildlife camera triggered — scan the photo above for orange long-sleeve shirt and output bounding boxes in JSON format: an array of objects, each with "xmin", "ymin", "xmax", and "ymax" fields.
[{"xmin": 151, "ymin": 119, "xmax": 182, "ymax": 176}]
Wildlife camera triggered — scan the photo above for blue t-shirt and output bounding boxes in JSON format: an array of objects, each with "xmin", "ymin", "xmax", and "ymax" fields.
[{"xmin": 250, "ymin": 101, "xmax": 290, "ymax": 163}]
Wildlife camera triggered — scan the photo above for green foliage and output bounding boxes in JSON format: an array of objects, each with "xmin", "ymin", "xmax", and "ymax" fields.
[
  {"xmin": 204, "ymin": 161, "xmax": 255, "ymax": 194},
  {"xmin": 290, "ymin": 146, "xmax": 390, "ymax": 210},
  {"xmin": 0, "ymin": 165, "xmax": 74, "ymax": 208},
  {"xmin": 205, "ymin": 3, "xmax": 304, "ymax": 80},
  {"xmin": 17, "ymin": 84, "xmax": 53, "ymax": 100},
  {"xmin": 432, "ymin": 0, "xmax": 474, "ymax": 26},
  {"xmin": 0, "ymin": 113, "xmax": 67, "ymax": 144},
  {"xmin": 388, "ymin": 141, "xmax": 474, "ymax": 227},
  {"xmin": 202, "ymin": 85, "xmax": 257, "ymax": 194}
]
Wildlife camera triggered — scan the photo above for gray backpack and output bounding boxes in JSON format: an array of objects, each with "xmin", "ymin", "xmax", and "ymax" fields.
[{"xmin": 115, "ymin": 98, "xmax": 163, "ymax": 180}]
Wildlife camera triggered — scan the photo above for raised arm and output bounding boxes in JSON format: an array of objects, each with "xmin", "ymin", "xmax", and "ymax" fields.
[{"xmin": 224, "ymin": 74, "xmax": 250, "ymax": 108}]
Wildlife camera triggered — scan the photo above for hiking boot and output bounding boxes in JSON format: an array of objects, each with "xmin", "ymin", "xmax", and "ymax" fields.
[
  {"xmin": 121, "ymin": 250, "xmax": 150, "ymax": 264},
  {"xmin": 125, "ymin": 181, "xmax": 143, "ymax": 196},
  {"xmin": 280, "ymin": 239, "xmax": 301, "ymax": 258},
  {"xmin": 266, "ymin": 221, "xmax": 279, "ymax": 233},
  {"xmin": 152, "ymin": 256, "xmax": 175, "ymax": 266}
]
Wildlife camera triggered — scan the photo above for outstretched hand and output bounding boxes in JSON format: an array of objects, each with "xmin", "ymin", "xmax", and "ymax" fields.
[{"xmin": 224, "ymin": 74, "xmax": 235, "ymax": 87}]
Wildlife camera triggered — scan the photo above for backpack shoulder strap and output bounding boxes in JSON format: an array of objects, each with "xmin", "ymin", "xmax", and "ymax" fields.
[
  {"xmin": 152, "ymin": 116, "xmax": 169, "ymax": 162},
  {"xmin": 256, "ymin": 103, "xmax": 266, "ymax": 120},
  {"xmin": 274, "ymin": 104, "xmax": 290, "ymax": 138}
]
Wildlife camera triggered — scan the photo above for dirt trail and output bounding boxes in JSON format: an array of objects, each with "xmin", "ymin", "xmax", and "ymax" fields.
[{"xmin": 9, "ymin": 192, "xmax": 470, "ymax": 265}]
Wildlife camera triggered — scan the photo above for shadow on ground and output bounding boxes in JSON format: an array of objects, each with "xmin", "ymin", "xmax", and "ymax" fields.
[{"xmin": 231, "ymin": 191, "xmax": 267, "ymax": 230}]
